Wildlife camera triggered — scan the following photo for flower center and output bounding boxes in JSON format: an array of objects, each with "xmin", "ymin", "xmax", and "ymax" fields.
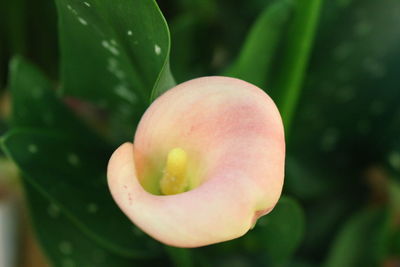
[{"xmin": 160, "ymin": 147, "xmax": 188, "ymax": 195}]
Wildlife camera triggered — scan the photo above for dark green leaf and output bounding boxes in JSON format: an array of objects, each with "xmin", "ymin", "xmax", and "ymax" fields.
[
  {"xmin": 388, "ymin": 180, "xmax": 400, "ymax": 257},
  {"xmin": 2, "ymin": 129, "xmax": 159, "ymax": 258},
  {"xmin": 56, "ymin": 0, "xmax": 175, "ymax": 141},
  {"xmin": 386, "ymin": 147, "xmax": 400, "ymax": 181},
  {"xmin": 392, "ymin": 230, "xmax": 400, "ymax": 256},
  {"xmin": 323, "ymin": 208, "xmax": 391, "ymax": 267},
  {"xmin": 23, "ymin": 181, "xmax": 140, "ymax": 267},
  {"xmin": 273, "ymin": 0, "xmax": 323, "ymax": 134},
  {"xmin": 8, "ymin": 57, "xmax": 96, "ymax": 140},
  {"xmin": 388, "ymin": 180, "xmax": 400, "ymax": 217},
  {"xmin": 224, "ymin": 0, "xmax": 293, "ymax": 89},
  {"xmin": 244, "ymin": 196, "xmax": 305, "ymax": 266},
  {"xmin": 3, "ymin": 57, "xmax": 160, "ymax": 259},
  {"xmin": 299, "ymin": 194, "xmax": 361, "ymax": 261}
]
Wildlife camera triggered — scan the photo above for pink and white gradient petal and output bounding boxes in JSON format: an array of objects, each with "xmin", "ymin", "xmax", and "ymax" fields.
[{"xmin": 108, "ymin": 76, "xmax": 285, "ymax": 247}]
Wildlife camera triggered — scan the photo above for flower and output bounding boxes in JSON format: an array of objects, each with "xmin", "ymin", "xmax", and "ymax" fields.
[{"xmin": 107, "ymin": 76, "xmax": 285, "ymax": 248}]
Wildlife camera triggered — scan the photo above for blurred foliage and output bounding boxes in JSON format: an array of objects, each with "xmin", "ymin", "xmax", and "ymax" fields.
[
  {"xmin": 0, "ymin": 0, "xmax": 58, "ymax": 87},
  {"xmin": 242, "ymin": 196, "xmax": 305, "ymax": 266},
  {"xmin": 2, "ymin": 57, "xmax": 163, "ymax": 264},
  {"xmin": 0, "ymin": 0, "xmax": 400, "ymax": 266},
  {"xmin": 224, "ymin": 0, "xmax": 293, "ymax": 89}
]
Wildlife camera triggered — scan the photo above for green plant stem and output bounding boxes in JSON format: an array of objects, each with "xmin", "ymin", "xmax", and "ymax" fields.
[
  {"xmin": 276, "ymin": 0, "xmax": 323, "ymax": 137},
  {"xmin": 164, "ymin": 246, "xmax": 194, "ymax": 267}
]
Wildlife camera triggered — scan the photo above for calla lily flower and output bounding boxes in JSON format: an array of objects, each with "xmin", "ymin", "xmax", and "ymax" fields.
[{"xmin": 107, "ymin": 76, "xmax": 285, "ymax": 248}]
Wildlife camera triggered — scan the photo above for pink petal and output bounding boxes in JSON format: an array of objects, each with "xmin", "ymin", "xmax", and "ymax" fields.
[{"xmin": 108, "ymin": 76, "xmax": 285, "ymax": 247}]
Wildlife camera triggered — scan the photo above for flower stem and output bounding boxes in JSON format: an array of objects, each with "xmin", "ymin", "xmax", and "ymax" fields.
[{"xmin": 165, "ymin": 246, "xmax": 194, "ymax": 267}]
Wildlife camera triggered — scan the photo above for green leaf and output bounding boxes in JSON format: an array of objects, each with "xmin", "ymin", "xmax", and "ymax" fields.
[
  {"xmin": 224, "ymin": 0, "xmax": 293, "ymax": 89},
  {"xmin": 323, "ymin": 208, "xmax": 391, "ymax": 267},
  {"xmin": 393, "ymin": 230, "xmax": 400, "ymax": 256},
  {"xmin": 8, "ymin": 57, "xmax": 96, "ymax": 140},
  {"xmin": 386, "ymin": 148, "xmax": 400, "ymax": 180},
  {"xmin": 300, "ymin": 194, "xmax": 361, "ymax": 259},
  {"xmin": 244, "ymin": 196, "xmax": 305, "ymax": 266},
  {"xmin": 23, "ymin": 181, "xmax": 141, "ymax": 267},
  {"xmin": 56, "ymin": 0, "xmax": 175, "ymax": 141},
  {"xmin": 273, "ymin": 0, "xmax": 323, "ymax": 136},
  {"xmin": 388, "ymin": 180, "xmax": 400, "ymax": 256},
  {"xmin": 2, "ymin": 129, "xmax": 159, "ymax": 257},
  {"xmin": 3, "ymin": 57, "xmax": 160, "ymax": 258},
  {"xmin": 388, "ymin": 180, "xmax": 400, "ymax": 218}
]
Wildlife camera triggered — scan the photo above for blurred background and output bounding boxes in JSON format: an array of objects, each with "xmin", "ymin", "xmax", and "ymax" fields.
[{"xmin": 0, "ymin": 0, "xmax": 400, "ymax": 266}]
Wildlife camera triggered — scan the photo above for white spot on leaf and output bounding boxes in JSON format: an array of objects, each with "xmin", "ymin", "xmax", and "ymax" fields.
[
  {"xmin": 78, "ymin": 17, "xmax": 88, "ymax": 26},
  {"xmin": 320, "ymin": 128, "xmax": 340, "ymax": 151},
  {"xmin": 87, "ymin": 203, "xmax": 98, "ymax": 214},
  {"xmin": 47, "ymin": 203, "xmax": 60, "ymax": 218},
  {"xmin": 389, "ymin": 152, "xmax": 400, "ymax": 170},
  {"xmin": 84, "ymin": 1, "xmax": 91, "ymax": 7},
  {"xmin": 62, "ymin": 258, "xmax": 76, "ymax": 267},
  {"xmin": 114, "ymin": 85, "xmax": 137, "ymax": 103},
  {"xmin": 67, "ymin": 5, "xmax": 78, "ymax": 15},
  {"xmin": 101, "ymin": 40, "xmax": 109, "ymax": 48},
  {"xmin": 354, "ymin": 21, "xmax": 372, "ymax": 36},
  {"xmin": 59, "ymin": 241, "xmax": 73, "ymax": 255},
  {"xmin": 67, "ymin": 153, "xmax": 80, "ymax": 166},
  {"xmin": 102, "ymin": 40, "xmax": 120, "ymax": 56},
  {"xmin": 127, "ymin": 30, "xmax": 133, "ymax": 36},
  {"xmin": 28, "ymin": 144, "xmax": 38, "ymax": 154},
  {"xmin": 154, "ymin": 44, "xmax": 161, "ymax": 55},
  {"xmin": 107, "ymin": 57, "xmax": 125, "ymax": 79}
]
